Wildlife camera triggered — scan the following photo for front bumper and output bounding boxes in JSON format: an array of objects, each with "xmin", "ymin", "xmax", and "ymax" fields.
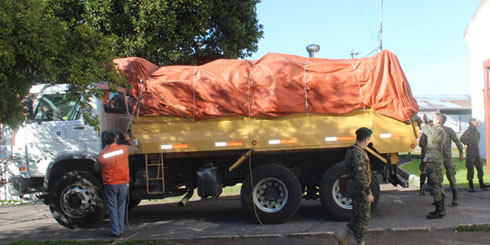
[{"xmin": 8, "ymin": 176, "xmax": 45, "ymax": 196}]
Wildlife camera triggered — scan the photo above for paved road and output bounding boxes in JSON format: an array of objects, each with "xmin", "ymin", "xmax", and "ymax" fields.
[{"xmin": 0, "ymin": 185, "xmax": 489, "ymax": 243}]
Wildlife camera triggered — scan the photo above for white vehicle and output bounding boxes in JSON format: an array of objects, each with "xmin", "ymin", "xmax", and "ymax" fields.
[{"xmin": 9, "ymin": 84, "xmax": 130, "ymax": 228}]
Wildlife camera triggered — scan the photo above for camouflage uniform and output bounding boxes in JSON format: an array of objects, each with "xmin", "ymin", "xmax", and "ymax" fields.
[
  {"xmin": 442, "ymin": 126, "xmax": 464, "ymax": 194},
  {"xmin": 418, "ymin": 133, "xmax": 428, "ymax": 190},
  {"xmin": 345, "ymin": 144, "xmax": 371, "ymax": 243},
  {"xmin": 420, "ymin": 122, "xmax": 447, "ymax": 202},
  {"xmin": 460, "ymin": 125, "xmax": 484, "ymax": 181}
]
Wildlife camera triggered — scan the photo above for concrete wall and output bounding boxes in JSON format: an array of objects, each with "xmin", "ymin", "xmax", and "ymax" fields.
[{"xmin": 465, "ymin": 0, "xmax": 490, "ymax": 158}]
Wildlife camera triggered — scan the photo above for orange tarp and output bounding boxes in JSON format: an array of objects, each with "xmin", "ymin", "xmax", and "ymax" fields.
[{"xmin": 114, "ymin": 50, "xmax": 418, "ymax": 122}]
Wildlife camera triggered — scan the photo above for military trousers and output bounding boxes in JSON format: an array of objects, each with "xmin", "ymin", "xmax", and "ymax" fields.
[
  {"xmin": 425, "ymin": 161, "xmax": 444, "ymax": 202},
  {"xmin": 443, "ymin": 159, "xmax": 457, "ymax": 191},
  {"xmin": 347, "ymin": 193, "xmax": 371, "ymax": 243},
  {"xmin": 466, "ymin": 155, "xmax": 484, "ymax": 181}
]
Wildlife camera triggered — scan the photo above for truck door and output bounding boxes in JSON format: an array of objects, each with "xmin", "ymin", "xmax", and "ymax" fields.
[{"xmin": 27, "ymin": 93, "xmax": 86, "ymax": 174}]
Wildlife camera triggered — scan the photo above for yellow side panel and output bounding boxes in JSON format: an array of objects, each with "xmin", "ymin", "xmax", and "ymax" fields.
[{"xmin": 132, "ymin": 109, "xmax": 417, "ymax": 154}]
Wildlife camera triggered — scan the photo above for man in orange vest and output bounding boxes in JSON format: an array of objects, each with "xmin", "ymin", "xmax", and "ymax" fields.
[{"xmin": 97, "ymin": 132, "xmax": 137, "ymax": 237}]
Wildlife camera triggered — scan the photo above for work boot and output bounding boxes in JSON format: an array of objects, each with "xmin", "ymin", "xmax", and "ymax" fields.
[
  {"xmin": 419, "ymin": 174, "xmax": 426, "ymax": 196},
  {"xmin": 452, "ymin": 189, "xmax": 459, "ymax": 206},
  {"xmin": 479, "ymin": 178, "xmax": 489, "ymax": 190},
  {"xmin": 468, "ymin": 181, "xmax": 476, "ymax": 192},
  {"xmin": 427, "ymin": 201, "xmax": 445, "ymax": 219},
  {"xmin": 335, "ymin": 226, "xmax": 351, "ymax": 245},
  {"xmin": 357, "ymin": 241, "xmax": 365, "ymax": 245}
]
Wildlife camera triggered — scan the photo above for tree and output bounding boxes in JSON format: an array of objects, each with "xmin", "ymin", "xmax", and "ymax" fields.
[
  {"xmin": 49, "ymin": 0, "xmax": 264, "ymax": 65},
  {"xmin": 0, "ymin": 0, "xmax": 123, "ymax": 128},
  {"xmin": 0, "ymin": 0, "xmax": 263, "ymax": 128}
]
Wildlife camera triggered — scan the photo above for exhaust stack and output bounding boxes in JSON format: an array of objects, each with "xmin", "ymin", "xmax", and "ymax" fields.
[{"xmin": 306, "ymin": 44, "xmax": 320, "ymax": 58}]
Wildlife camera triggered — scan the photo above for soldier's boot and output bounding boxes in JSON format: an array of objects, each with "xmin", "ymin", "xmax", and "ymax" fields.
[
  {"xmin": 419, "ymin": 174, "xmax": 426, "ymax": 196},
  {"xmin": 468, "ymin": 181, "xmax": 476, "ymax": 193},
  {"xmin": 440, "ymin": 199, "xmax": 446, "ymax": 216},
  {"xmin": 479, "ymin": 178, "xmax": 489, "ymax": 190},
  {"xmin": 335, "ymin": 226, "xmax": 351, "ymax": 245},
  {"xmin": 427, "ymin": 201, "xmax": 445, "ymax": 219},
  {"xmin": 451, "ymin": 189, "xmax": 459, "ymax": 206}
]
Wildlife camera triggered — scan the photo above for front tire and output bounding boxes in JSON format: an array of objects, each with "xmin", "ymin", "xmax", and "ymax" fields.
[
  {"xmin": 240, "ymin": 164, "xmax": 302, "ymax": 224},
  {"xmin": 49, "ymin": 171, "xmax": 106, "ymax": 229},
  {"xmin": 319, "ymin": 161, "xmax": 380, "ymax": 221}
]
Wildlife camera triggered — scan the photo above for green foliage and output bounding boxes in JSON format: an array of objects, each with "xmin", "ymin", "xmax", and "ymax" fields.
[
  {"xmin": 454, "ymin": 224, "xmax": 490, "ymax": 232},
  {"xmin": 1, "ymin": 0, "xmax": 263, "ymax": 128},
  {"xmin": 49, "ymin": 0, "xmax": 263, "ymax": 65},
  {"xmin": 400, "ymin": 153, "xmax": 490, "ymax": 187},
  {"xmin": 0, "ymin": 0, "xmax": 123, "ymax": 128}
]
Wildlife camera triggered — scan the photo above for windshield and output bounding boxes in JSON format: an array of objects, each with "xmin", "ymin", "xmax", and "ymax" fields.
[{"xmin": 33, "ymin": 94, "xmax": 81, "ymax": 121}]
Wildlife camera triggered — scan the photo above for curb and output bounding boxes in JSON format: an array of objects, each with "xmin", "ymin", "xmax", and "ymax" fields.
[{"xmin": 166, "ymin": 223, "xmax": 490, "ymax": 242}]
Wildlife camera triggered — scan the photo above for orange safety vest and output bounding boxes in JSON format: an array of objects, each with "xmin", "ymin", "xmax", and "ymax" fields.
[{"xmin": 97, "ymin": 144, "xmax": 129, "ymax": 185}]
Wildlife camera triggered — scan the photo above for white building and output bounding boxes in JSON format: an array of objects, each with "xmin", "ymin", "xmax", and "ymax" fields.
[
  {"xmin": 416, "ymin": 95, "xmax": 472, "ymax": 133},
  {"xmin": 464, "ymin": 0, "xmax": 490, "ymax": 159}
]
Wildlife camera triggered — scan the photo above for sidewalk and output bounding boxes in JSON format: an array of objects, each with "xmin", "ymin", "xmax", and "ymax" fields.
[{"xmin": 0, "ymin": 186, "xmax": 488, "ymax": 243}]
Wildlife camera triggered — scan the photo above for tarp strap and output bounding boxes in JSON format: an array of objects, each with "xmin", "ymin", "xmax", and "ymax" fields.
[
  {"xmin": 303, "ymin": 60, "xmax": 310, "ymax": 114},
  {"xmin": 349, "ymin": 59, "xmax": 366, "ymax": 111},
  {"xmin": 247, "ymin": 65, "xmax": 253, "ymax": 118},
  {"xmin": 147, "ymin": 85, "xmax": 193, "ymax": 120},
  {"xmin": 192, "ymin": 67, "xmax": 197, "ymax": 121},
  {"xmin": 126, "ymin": 78, "xmax": 145, "ymax": 133}
]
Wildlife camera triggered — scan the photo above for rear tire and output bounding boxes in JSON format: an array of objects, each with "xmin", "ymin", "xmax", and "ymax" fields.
[
  {"xmin": 49, "ymin": 171, "xmax": 106, "ymax": 229},
  {"xmin": 319, "ymin": 161, "xmax": 380, "ymax": 221},
  {"xmin": 241, "ymin": 164, "xmax": 302, "ymax": 224}
]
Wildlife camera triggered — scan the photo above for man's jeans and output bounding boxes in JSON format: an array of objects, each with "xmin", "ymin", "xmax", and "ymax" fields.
[{"xmin": 104, "ymin": 183, "xmax": 128, "ymax": 236}]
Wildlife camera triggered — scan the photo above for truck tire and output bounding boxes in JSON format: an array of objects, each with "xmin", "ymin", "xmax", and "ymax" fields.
[
  {"xmin": 319, "ymin": 161, "xmax": 380, "ymax": 221},
  {"xmin": 240, "ymin": 164, "xmax": 302, "ymax": 224},
  {"xmin": 49, "ymin": 171, "xmax": 106, "ymax": 229}
]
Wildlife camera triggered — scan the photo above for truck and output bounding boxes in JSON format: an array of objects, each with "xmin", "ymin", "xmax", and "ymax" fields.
[{"xmin": 9, "ymin": 50, "xmax": 419, "ymax": 229}]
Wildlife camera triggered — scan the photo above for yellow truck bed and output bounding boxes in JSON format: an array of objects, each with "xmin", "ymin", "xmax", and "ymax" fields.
[{"xmin": 132, "ymin": 108, "xmax": 418, "ymax": 156}]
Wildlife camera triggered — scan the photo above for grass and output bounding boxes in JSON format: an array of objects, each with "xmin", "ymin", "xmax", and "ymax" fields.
[
  {"xmin": 399, "ymin": 152, "xmax": 490, "ymax": 188},
  {"xmin": 454, "ymin": 224, "xmax": 490, "ymax": 232}
]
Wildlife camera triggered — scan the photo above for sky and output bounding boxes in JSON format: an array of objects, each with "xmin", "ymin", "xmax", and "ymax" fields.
[{"xmin": 249, "ymin": 0, "xmax": 482, "ymax": 96}]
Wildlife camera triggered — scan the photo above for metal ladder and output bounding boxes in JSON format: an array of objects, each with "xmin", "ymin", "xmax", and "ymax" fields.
[{"xmin": 145, "ymin": 153, "xmax": 165, "ymax": 194}]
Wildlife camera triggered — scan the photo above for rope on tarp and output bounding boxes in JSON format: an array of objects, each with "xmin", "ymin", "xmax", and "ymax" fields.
[
  {"xmin": 303, "ymin": 59, "xmax": 310, "ymax": 115},
  {"xmin": 348, "ymin": 59, "xmax": 366, "ymax": 111},
  {"xmin": 192, "ymin": 67, "xmax": 198, "ymax": 121}
]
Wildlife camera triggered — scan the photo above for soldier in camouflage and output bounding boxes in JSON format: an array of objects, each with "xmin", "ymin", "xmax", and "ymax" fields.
[
  {"xmin": 460, "ymin": 118, "xmax": 488, "ymax": 192},
  {"xmin": 416, "ymin": 113, "xmax": 447, "ymax": 219},
  {"xmin": 418, "ymin": 120, "xmax": 432, "ymax": 196},
  {"xmin": 335, "ymin": 127, "xmax": 374, "ymax": 245},
  {"xmin": 441, "ymin": 115, "xmax": 464, "ymax": 206}
]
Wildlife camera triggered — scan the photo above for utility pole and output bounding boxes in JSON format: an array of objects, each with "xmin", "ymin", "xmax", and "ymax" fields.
[
  {"xmin": 350, "ymin": 49, "xmax": 359, "ymax": 59},
  {"xmin": 378, "ymin": 0, "xmax": 383, "ymax": 51}
]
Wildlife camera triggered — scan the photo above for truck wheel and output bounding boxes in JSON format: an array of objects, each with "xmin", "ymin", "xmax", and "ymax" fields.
[
  {"xmin": 319, "ymin": 161, "xmax": 380, "ymax": 221},
  {"xmin": 240, "ymin": 164, "xmax": 302, "ymax": 224},
  {"xmin": 49, "ymin": 171, "xmax": 106, "ymax": 229}
]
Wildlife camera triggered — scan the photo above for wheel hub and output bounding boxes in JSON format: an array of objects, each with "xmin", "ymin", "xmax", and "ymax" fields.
[
  {"xmin": 253, "ymin": 177, "xmax": 288, "ymax": 213},
  {"xmin": 332, "ymin": 176, "xmax": 352, "ymax": 209},
  {"xmin": 61, "ymin": 185, "xmax": 92, "ymax": 218}
]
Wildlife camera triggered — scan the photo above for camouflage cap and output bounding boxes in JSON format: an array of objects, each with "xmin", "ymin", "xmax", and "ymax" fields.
[{"xmin": 356, "ymin": 127, "xmax": 373, "ymax": 137}]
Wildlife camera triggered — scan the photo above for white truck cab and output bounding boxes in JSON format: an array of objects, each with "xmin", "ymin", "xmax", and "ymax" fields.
[{"xmin": 10, "ymin": 84, "xmax": 130, "ymax": 196}]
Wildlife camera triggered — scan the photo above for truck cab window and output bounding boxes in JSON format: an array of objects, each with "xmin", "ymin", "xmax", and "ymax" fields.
[
  {"xmin": 103, "ymin": 92, "xmax": 127, "ymax": 114},
  {"xmin": 33, "ymin": 94, "xmax": 81, "ymax": 121}
]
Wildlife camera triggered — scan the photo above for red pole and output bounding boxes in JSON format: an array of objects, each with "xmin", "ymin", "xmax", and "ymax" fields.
[{"xmin": 484, "ymin": 60, "xmax": 490, "ymax": 176}]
